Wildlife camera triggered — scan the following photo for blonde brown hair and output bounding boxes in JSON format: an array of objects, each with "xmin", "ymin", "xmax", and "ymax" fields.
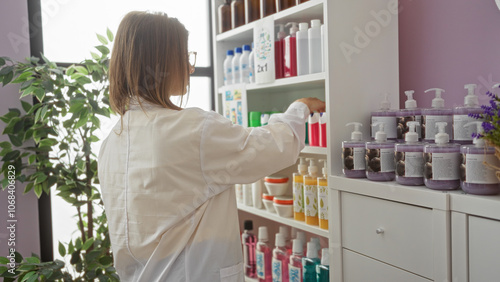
[{"xmin": 109, "ymin": 11, "xmax": 190, "ymax": 115}]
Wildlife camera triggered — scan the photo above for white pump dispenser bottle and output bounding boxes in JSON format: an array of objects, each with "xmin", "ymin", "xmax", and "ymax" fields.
[
  {"xmin": 422, "ymin": 88, "xmax": 453, "ymax": 143},
  {"xmin": 453, "ymin": 84, "xmax": 483, "ymax": 144},
  {"xmin": 342, "ymin": 122, "xmax": 366, "ymax": 178},
  {"xmin": 365, "ymin": 123, "xmax": 395, "ymax": 181},
  {"xmin": 396, "ymin": 90, "xmax": 422, "ymax": 141},
  {"xmin": 423, "ymin": 122, "xmax": 461, "ymax": 190}
]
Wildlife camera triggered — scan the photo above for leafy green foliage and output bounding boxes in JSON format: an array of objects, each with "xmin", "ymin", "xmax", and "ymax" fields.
[{"xmin": 0, "ymin": 31, "xmax": 119, "ymax": 281}]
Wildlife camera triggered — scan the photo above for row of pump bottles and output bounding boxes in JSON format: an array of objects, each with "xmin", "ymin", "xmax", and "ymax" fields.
[
  {"xmin": 293, "ymin": 158, "xmax": 328, "ymax": 229},
  {"xmin": 341, "ymin": 83, "xmax": 500, "ymax": 194}
]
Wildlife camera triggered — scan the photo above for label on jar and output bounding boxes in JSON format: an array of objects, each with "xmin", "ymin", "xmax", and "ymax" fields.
[
  {"xmin": 464, "ymin": 154, "xmax": 500, "ymax": 184},
  {"xmin": 318, "ymin": 184, "xmax": 328, "ymax": 221},
  {"xmin": 288, "ymin": 264, "xmax": 301, "ymax": 282},
  {"xmin": 396, "ymin": 115, "xmax": 422, "ymax": 140},
  {"xmin": 371, "ymin": 116, "xmax": 397, "ymax": 139},
  {"xmin": 423, "ymin": 115, "xmax": 452, "ymax": 140},
  {"xmin": 342, "ymin": 147, "xmax": 366, "ymax": 171},
  {"xmin": 256, "ymin": 250, "xmax": 265, "ymax": 279},
  {"xmin": 272, "ymin": 258, "xmax": 282, "ymax": 282},
  {"xmin": 395, "ymin": 151, "xmax": 424, "ymax": 177},
  {"xmin": 453, "ymin": 115, "xmax": 478, "ymax": 141},
  {"xmin": 304, "ymin": 184, "xmax": 318, "ymax": 217},
  {"xmin": 293, "ymin": 181, "xmax": 304, "ymax": 213},
  {"xmin": 424, "ymin": 152, "xmax": 460, "ymax": 180},
  {"xmin": 366, "ymin": 148, "xmax": 395, "ymax": 173}
]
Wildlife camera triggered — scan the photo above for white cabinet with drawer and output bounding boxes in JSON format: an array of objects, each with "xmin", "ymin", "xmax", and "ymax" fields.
[
  {"xmin": 343, "ymin": 249, "xmax": 431, "ymax": 282},
  {"xmin": 342, "ymin": 193, "xmax": 433, "ymax": 278},
  {"xmin": 330, "ymin": 176, "xmax": 451, "ymax": 282},
  {"xmin": 450, "ymin": 192, "xmax": 500, "ymax": 282}
]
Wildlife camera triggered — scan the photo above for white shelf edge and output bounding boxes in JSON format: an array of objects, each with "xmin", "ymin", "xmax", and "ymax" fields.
[
  {"xmin": 218, "ymin": 72, "xmax": 326, "ymax": 94},
  {"xmin": 237, "ymin": 203, "xmax": 329, "ymax": 238},
  {"xmin": 329, "ymin": 174, "xmax": 450, "ymax": 210},
  {"xmin": 301, "ymin": 146, "xmax": 327, "ymax": 156},
  {"xmin": 272, "ymin": 0, "xmax": 324, "ymax": 22},
  {"xmin": 216, "ymin": 0, "xmax": 325, "ymax": 42},
  {"xmin": 244, "ymin": 277, "xmax": 259, "ymax": 282},
  {"xmin": 216, "ymin": 22, "xmax": 255, "ymax": 42}
]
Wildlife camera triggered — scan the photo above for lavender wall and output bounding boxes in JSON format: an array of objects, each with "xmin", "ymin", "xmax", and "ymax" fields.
[
  {"xmin": 399, "ymin": 0, "xmax": 500, "ymax": 108},
  {"xmin": 0, "ymin": 0, "xmax": 41, "ymax": 258}
]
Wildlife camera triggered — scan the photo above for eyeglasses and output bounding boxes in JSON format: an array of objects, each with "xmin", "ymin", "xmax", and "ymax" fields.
[{"xmin": 188, "ymin": 51, "xmax": 197, "ymax": 67}]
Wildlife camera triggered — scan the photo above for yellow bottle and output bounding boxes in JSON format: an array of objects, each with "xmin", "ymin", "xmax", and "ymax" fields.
[
  {"xmin": 304, "ymin": 158, "xmax": 319, "ymax": 226},
  {"xmin": 293, "ymin": 157, "xmax": 308, "ymax": 221},
  {"xmin": 318, "ymin": 159, "xmax": 328, "ymax": 230}
]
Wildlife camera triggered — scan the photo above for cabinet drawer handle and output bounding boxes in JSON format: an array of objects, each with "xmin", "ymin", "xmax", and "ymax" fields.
[{"xmin": 376, "ymin": 228, "xmax": 384, "ymax": 234}]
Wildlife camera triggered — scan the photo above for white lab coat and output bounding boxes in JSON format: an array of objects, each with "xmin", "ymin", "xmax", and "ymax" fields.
[{"xmin": 98, "ymin": 100, "xmax": 309, "ymax": 282}]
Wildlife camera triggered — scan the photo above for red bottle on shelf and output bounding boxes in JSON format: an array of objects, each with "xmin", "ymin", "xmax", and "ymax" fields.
[
  {"xmin": 275, "ymin": 24, "xmax": 286, "ymax": 79},
  {"xmin": 284, "ymin": 22, "xmax": 298, "ymax": 78}
]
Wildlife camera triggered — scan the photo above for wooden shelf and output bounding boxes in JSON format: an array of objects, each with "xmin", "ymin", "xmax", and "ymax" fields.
[
  {"xmin": 216, "ymin": 0, "xmax": 324, "ymax": 42},
  {"xmin": 237, "ymin": 203, "xmax": 329, "ymax": 238}
]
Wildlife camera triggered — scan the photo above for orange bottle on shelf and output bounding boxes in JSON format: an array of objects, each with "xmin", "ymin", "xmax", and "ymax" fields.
[
  {"xmin": 317, "ymin": 159, "xmax": 328, "ymax": 230},
  {"xmin": 293, "ymin": 157, "xmax": 308, "ymax": 221},
  {"xmin": 304, "ymin": 158, "xmax": 319, "ymax": 226},
  {"xmin": 218, "ymin": 0, "xmax": 232, "ymax": 33},
  {"xmin": 261, "ymin": 0, "xmax": 276, "ymax": 17},
  {"xmin": 245, "ymin": 0, "xmax": 261, "ymax": 23},
  {"xmin": 231, "ymin": 0, "xmax": 245, "ymax": 29}
]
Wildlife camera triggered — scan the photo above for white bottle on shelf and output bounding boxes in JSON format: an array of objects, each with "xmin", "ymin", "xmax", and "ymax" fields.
[
  {"xmin": 240, "ymin": 44, "xmax": 251, "ymax": 84},
  {"xmin": 308, "ymin": 19, "xmax": 322, "ymax": 74},
  {"xmin": 223, "ymin": 49, "xmax": 234, "ymax": 86},
  {"xmin": 296, "ymin": 22, "xmax": 309, "ymax": 76},
  {"xmin": 232, "ymin": 47, "xmax": 243, "ymax": 84}
]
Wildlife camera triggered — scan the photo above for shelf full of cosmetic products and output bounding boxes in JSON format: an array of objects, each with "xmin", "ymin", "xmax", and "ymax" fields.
[
  {"xmin": 236, "ymin": 155, "xmax": 329, "ymax": 236},
  {"xmin": 341, "ymin": 84, "xmax": 500, "ymax": 196},
  {"xmin": 240, "ymin": 220, "xmax": 329, "ymax": 282}
]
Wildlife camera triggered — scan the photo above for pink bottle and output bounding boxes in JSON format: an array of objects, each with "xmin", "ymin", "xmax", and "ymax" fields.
[
  {"xmin": 279, "ymin": 226, "xmax": 292, "ymax": 255},
  {"xmin": 288, "ymin": 239, "xmax": 304, "ymax": 282},
  {"xmin": 256, "ymin": 227, "xmax": 272, "ymax": 282},
  {"xmin": 319, "ymin": 112, "xmax": 327, "ymax": 147},
  {"xmin": 272, "ymin": 234, "xmax": 289, "ymax": 281},
  {"xmin": 242, "ymin": 220, "xmax": 257, "ymax": 278},
  {"xmin": 275, "ymin": 24, "xmax": 286, "ymax": 79},
  {"xmin": 308, "ymin": 113, "xmax": 320, "ymax": 146},
  {"xmin": 284, "ymin": 22, "xmax": 298, "ymax": 77}
]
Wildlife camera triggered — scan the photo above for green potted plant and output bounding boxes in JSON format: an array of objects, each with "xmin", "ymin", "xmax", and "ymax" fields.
[{"xmin": 0, "ymin": 29, "xmax": 118, "ymax": 281}]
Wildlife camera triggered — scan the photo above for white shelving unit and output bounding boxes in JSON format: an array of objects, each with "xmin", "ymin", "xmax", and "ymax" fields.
[
  {"xmin": 212, "ymin": 1, "xmax": 500, "ymax": 282},
  {"xmin": 237, "ymin": 203, "xmax": 329, "ymax": 238},
  {"xmin": 218, "ymin": 72, "xmax": 326, "ymax": 94},
  {"xmin": 211, "ymin": 0, "xmax": 399, "ymax": 281}
]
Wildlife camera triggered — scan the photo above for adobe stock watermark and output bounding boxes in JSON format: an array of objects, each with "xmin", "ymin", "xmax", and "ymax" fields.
[
  {"xmin": 476, "ymin": 74, "xmax": 499, "ymax": 96},
  {"xmin": 8, "ymin": 0, "xmax": 69, "ymax": 54},
  {"xmin": 340, "ymin": 0, "xmax": 402, "ymax": 64},
  {"xmin": 5, "ymin": 165, "xmax": 17, "ymax": 275}
]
